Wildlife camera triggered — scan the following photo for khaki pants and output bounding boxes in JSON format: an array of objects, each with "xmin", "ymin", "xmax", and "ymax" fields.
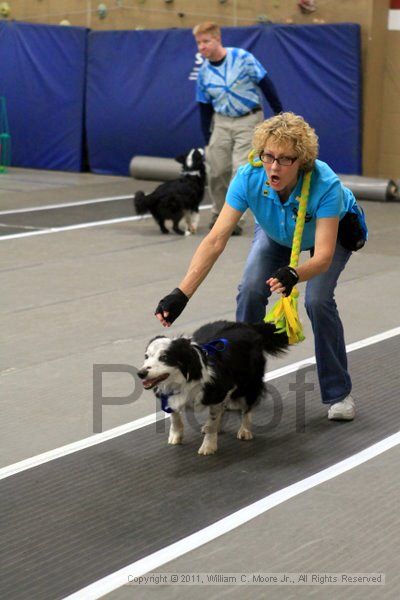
[{"xmin": 206, "ymin": 110, "xmax": 264, "ymax": 219}]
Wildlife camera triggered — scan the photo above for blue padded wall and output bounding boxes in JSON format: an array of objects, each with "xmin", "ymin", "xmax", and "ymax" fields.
[
  {"xmin": 0, "ymin": 21, "xmax": 87, "ymax": 171},
  {"xmin": 86, "ymin": 28, "xmax": 206, "ymax": 176},
  {"xmin": 86, "ymin": 24, "xmax": 361, "ymax": 176},
  {"xmin": 265, "ymin": 24, "xmax": 362, "ymax": 175},
  {"xmin": 0, "ymin": 22, "xmax": 361, "ymax": 175}
]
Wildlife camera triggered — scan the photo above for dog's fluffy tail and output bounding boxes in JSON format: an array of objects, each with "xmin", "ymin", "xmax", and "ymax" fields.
[
  {"xmin": 251, "ymin": 322, "xmax": 289, "ymax": 356},
  {"xmin": 134, "ymin": 191, "xmax": 149, "ymax": 215}
]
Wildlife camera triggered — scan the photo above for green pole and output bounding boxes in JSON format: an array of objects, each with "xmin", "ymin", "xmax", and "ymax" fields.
[{"xmin": 0, "ymin": 97, "xmax": 11, "ymax": 173}]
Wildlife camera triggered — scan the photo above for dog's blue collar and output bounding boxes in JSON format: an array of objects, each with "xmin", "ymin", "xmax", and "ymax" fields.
[
  {"xmin": 159, "ymin": 338, "xmax": 229, "ymax": 414},
  {"xmin": 200, "ymin": 337, "xmax": 229, "ymax": 356}
]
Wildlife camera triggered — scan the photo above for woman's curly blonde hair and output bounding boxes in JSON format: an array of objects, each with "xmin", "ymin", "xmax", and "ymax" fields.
[{"xmin": 252, "ymin": 112, "xmax": 319, "ymax": 172}]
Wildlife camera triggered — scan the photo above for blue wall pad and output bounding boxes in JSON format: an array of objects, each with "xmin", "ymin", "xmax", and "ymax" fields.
[
  {"xmin": 87, "ymin": 24, "xmax": 361, "ymax": 176},
  {"xmin": 267, "ymin": 24, "xmax": 362, "ymax": 175},
  {"xmin": 0, "ymin": 21, "xmax": 87, "ymax": 171}
]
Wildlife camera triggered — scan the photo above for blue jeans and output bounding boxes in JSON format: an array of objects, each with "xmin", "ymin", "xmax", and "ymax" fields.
[{"xmin": 236, "ymin": 224, "xmax": 352, "ymax": 404}]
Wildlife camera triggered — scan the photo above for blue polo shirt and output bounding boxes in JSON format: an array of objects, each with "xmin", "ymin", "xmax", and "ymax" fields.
[
  {"xmin": 196, "ymin": 47, "xmax": 267, "ymax": 117},
  {"xmin": 226, "ymin": 159, "xmax": 357, "ymax": 250}
]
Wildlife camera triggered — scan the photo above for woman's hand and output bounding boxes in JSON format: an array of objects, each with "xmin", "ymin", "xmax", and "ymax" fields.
[
  {"xmin": 155, "ymin": 288, "xmax": 189, "ymax": 327},
  {"xmin": 267, "ymin": 266, "xmax": 299, "ymax": 297}
]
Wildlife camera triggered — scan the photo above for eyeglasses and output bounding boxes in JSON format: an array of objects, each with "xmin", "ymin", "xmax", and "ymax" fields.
[{"xmin": 259, "ymin": 153, "xmax": 298, "ymax": 166}]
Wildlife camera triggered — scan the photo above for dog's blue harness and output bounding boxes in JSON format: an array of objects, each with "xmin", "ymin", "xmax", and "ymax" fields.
[
  {"xmin": 159, "ymin": 393, "xmax": 175, "ymax": 414},
  {"xmin": 200, "ymin": 337, "xmax": 229, "ymax": 356},
  {"xmin": 158, "ymin": 337, "xmax": 229, "ymax": 414}
]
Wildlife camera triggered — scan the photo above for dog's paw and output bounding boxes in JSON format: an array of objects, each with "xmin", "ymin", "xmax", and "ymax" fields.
[
  {"xmin": 198, "ymin": 434, "xmax": 217, "ymax": 455},
  {"xmin": 198, "ymin": 442, "xmax": 217, "ymax": 455},
  {"xmin": 184, "ymin": 230, "xmax": 191, "ymax": 237},
  {"xmin": 168, "ymin": 432, "xmax": 183, "ymax": 445},
  {"xmin": 237, "ymin": 427, "xmax": 253, "ymax": 441}
]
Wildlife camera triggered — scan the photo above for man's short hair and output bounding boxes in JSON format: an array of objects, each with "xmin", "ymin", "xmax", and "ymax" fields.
[{"xmin": 193, "ymin": 21, "xmax": 221, "ymax": 38}]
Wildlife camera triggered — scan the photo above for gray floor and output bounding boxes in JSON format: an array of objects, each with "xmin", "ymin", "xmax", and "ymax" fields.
[
  {"xmin": 2, "ymin": 338, "xmax": 399, "ymax": 600},
  {"xmin": 1, "ymin": 167, "xmax": 400, "ymax": 599}
]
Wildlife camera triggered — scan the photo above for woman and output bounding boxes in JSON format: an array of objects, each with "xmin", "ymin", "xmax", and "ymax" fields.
[{"xmin": 155, "ymin": 112, "xmax": 367, "ymax": 421}]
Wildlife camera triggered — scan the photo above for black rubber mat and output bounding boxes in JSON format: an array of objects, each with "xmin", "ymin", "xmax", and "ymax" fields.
[
  {"xmin": 1, "ymin": 336, "xmax": 399, "ymax": 599},
  {"xmin": 0, "ymin": 196, "xmax": 209, "ymax": 237},
  {"xmin": 0, "ymin": 224, "xmax": 30, "ymax": 236},
  {"xmin": 0, "ymin": 198, "xmax": 135, "ymax": 235}
]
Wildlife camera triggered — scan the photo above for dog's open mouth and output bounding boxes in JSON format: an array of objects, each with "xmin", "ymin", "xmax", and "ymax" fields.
[{"xmin": 142, "ymin": 373, "xmax": 169, "ymax": 389}]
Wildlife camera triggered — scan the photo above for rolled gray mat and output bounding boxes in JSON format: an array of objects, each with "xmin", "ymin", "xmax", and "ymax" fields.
[
  {"xmin": 130, "ymin": 155, "xmax": 181, "ymax": 181},
  {"xmin": 338, "ymin": 175, "xmax": 399, "ymax": 202}
]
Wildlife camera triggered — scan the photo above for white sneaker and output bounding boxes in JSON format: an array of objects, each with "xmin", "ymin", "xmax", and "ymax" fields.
[{"xmin": 328, "ymin": 395, "xmax": 355, "ymax": 421}]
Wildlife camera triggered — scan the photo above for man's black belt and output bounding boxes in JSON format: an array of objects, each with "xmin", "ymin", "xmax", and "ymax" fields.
[
  {"xmin": 218, "ymin": 107, "xmax": 262, "ymax": 118},
  {"xmin": 246, "ymin": 106, "xmax": 262, "ymax": 115}
]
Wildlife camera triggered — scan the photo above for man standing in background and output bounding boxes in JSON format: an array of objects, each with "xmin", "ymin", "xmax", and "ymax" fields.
[{"xmin": 193, "ymin": 21, "xmax": 283, "ymax": 235}]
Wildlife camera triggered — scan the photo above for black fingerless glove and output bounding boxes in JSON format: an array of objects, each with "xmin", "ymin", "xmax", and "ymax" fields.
[
  {"xmin": 155, "ymin": 288, "xmax": 189, "ymax": 324},
  {"xmin": 271, "ymin": 266, "xmax": 299, "ymax": 297}
]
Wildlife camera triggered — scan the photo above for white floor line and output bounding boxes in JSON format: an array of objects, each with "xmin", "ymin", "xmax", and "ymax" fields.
[
  {"xmin": 0, "ymin": 412, "xmax": 168, "ymax": 481},
  {"xmin": 265, "ymin": 325, "xmax": 400, "ymax": 382},
  {"xmin": 0, "ymin": 222, "xmax": 39, "ymax": 230},
  {"xmin": 0, "ymin": 194, "xmax": 135, "ymax": 215},
  {"xmin": 1, "ymin": 325, "xmax": 399, "ymax": 482},
  {"xmin": 0, "ymin": 204, "xmax": 212, "ymax": 241},
  {"xmin": 0, "ymin": 215, "xmax": 148, "ymax": 241},
  {"xmin": 63, "ymin": 431, "xmax": 400, "ymax": 600}
]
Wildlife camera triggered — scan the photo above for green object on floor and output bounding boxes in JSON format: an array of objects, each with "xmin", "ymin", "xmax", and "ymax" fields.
[{"xmin": 0, "ymin": 96, "xmax": 11, "ymax": 173}]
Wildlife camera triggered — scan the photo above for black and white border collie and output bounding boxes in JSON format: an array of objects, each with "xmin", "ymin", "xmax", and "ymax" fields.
[
  {"xmin": 134, "ymin": 148, "xmax": 206, "ymax": 236},
  {"xmin": 138, "ymin": 320, "xmax": 288, "ymax": 455}
]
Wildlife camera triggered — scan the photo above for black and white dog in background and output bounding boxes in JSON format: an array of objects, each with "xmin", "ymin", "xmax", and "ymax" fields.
[
  {"xmin": 138, "ymin": 320, "xmax": 289, "ymax": 455},
  {"xmin": 134, "ymin": 148, "xmax": 206, "ymax": 235}
]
